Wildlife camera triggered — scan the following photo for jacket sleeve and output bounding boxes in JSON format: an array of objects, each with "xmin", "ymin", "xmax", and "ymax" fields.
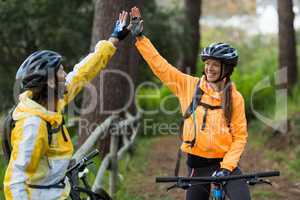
[
  {"xmin": 4, "ymin": 117, "xmax": 48, "ymax": 200},
  {"xmin": 135, "ymin": 36, "xmax": 192, "ymax": 97},
  {"xmin": 220, "ymin": 94, "xmax": 248, "ymax": 171},
  {"xmin": 57, "ymin": 40, "xmax": 116, "ymax": 111}
]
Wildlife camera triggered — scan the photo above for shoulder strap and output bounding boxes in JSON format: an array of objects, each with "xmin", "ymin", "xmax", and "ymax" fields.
[
  {"xmin": 46, "ymin": 122, "xmax": 53, "ymax": 146},
  {"xmin": 178, "ymin": 80, "xmax": 202, "ymax": 140},
  {"xmin": 183, "ymin": 80, "xmax": 203, "ymax": 119},
  {"xmin": 46, "ymin": 118, "xmax": 68, "ymax": 146},
  {"xmin": 179, "ymin": 80, "xmax": 203, "ymax": 142},
  {"xmin": 198, "ymin": 102, "xmax": 222, "ymax": 110}
]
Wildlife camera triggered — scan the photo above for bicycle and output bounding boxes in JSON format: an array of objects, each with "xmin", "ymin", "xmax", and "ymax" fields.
[
  {"xmin": 66, "ymin": 149, "xmax": 112, "ymax": 200},
  {"xmin": 156, "ymin": 171, "xmax": 280, "ymax": 200}
]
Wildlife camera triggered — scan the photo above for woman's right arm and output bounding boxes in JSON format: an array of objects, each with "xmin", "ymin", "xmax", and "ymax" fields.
[
  {"xmin": 130, "ymin": 6, "xmax": 191, "ymax": 96},
  {"xmin": 135, "ymin": 36, "xmax": 190, "ymax": 96}
]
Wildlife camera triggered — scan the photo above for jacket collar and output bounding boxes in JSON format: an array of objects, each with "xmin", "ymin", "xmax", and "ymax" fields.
[
  {"xmin": 13, "ymin": 90, "xmax": 63, "ymax": 127},
  {"xmin": 199, "ymin": 75, "xmax": 236, "ymax": 100}
]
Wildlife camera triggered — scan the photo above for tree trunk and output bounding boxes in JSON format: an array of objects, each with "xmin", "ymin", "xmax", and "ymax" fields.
[
  {"xmin": 181, "ymin": 0, "xmax": 201, "ymax": 75},
  {"xmin": 79, "ymin": 0, "xmax": 142, "ymax": 156},
  {"xmin": 277, "ymin": 0, "xmax": 298, "ymax": 94}
]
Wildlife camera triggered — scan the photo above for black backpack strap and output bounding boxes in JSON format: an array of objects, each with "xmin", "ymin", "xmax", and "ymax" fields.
[
  {"xmin": 198, "ymin": 102, "xmax": 222, "ymax": 110},
  {"xmin": 46, "ymin": 118, "xmax": 68, "ymax": 146},
  {"xmin": 46, "ymin": 122, "xmax": 54, "ymax": 146},
  {"xmin": 175, "ymin": 80, "xmax": 202, "ymax": 176},
  {"xmin": 198, "ymin": 102, "xmax": 222, "ymax": 131},
  {"xmin": 183, "ymin": 81, "xmax": 203, "ymax": 120},
  {"xmin": 181, "ymin": 80, "xmax": 203, "ymax": 147},
  {"xmin": 61, "ymin": 117, "xmax": 68, "ymax": 142},
  {"xmin": 178, "ymin": 80, "xmax": 202, "ymax": 140}
]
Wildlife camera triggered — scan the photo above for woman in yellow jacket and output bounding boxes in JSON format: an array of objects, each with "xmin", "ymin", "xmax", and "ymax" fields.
[
  {"xmin": 130, "ymin": 7, "xmax": 251, "ymax": 200},
  {"xmin": 3, "ymin": 11, "xmax": 130, "ymax": 200}
]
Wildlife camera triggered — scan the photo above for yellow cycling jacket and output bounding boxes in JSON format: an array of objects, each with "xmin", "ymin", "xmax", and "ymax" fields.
[
  {"xmin": 4, "ymin": 40, "xmax": 116, "ymax": 200},
  {"xmin": 135, "ymin": 36, "xmax": 248, "ymax": 171}
]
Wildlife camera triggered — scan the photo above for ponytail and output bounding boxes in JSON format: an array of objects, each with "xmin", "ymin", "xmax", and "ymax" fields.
[{"xmin": 223, "ymin": 77, "xmax": 233, "ymax": 130}]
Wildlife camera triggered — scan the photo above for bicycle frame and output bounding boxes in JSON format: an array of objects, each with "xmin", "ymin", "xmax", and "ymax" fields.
[
  {"xmin": 211, "ymin": 183, "xmax": 225, "ymax": 200},
  {"xmin": 66, "ymin": 149, "xmax": 112, "ymax": 200}
]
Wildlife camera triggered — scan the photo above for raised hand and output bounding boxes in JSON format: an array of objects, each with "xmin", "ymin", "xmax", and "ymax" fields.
[
  {"xmin": 110, "ymin": 10, "xmax": 130, "ymax": 41},
  {"xmin": 129, "ymin": 6, "xmax": 144, "ymax": 37}
]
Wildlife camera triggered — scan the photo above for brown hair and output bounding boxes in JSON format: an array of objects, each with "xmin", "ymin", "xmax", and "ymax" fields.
[
  {"xmin": 223, "ymin": 77, "xmax": 232, "ymax": 129},
  {"xmin": 31, "ymin": 84, "xmax": 48, "ymax": 104},
  {"xmin": 222, "ymin": 65, "xmax": 235, "ymax": 130},
  {"xmin": 31, "ymin": 76, "xmax": 58, "ymax": 107}
]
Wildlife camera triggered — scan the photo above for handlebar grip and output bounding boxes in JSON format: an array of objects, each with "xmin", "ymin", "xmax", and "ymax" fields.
[
  {"xmin": 84, "ymin": 149, "xmax": 99, "ymax": 161},
  {"xmin": 255, "ymin": 171, "xmax": 280, "ymax": 178},
  {"xmin": 156, "ymin": 177, "xmax": 178, "ymax": 183}
]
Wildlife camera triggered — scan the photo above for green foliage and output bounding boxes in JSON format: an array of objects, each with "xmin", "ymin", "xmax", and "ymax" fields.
[
  {"xmin": 248, "ymin": 113, "xmax": 300, "ymax": 180},
  {"xmin": 0, "ymin": 120, "xmax": 6, "ymax": 198},
  {"xmin": 143, "ymin": 0, "xmax": 184, "ymax": 64},
  {"xmin": 136, "ymin": 85, "xmax": 181, "ymax": 137},
  {"xmin": 0, "ymin": 0, "xmax": 94, "ymax": 111},
  {"xmin": 116, "ymin": 138, "xmax": 154, "ymax": 199},
  {"xmin": 289, "ymin": 148, "xmax": 300, "ymax": 178},
  {"xmin": 0, "ymin": 155, "xmax": 5, "ymax": 199},
  {"xmin": 289, "ymin": 86, "xmax": 300, "ymax": 114},
  {"xmin": 136, "ymin": 84, "xmax": 161, "ymax": 112}
]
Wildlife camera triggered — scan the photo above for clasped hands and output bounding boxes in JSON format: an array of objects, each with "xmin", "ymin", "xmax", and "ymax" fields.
[{"xmin": 109, "ymin": 6, "xmax": 144, "ymax": 44}]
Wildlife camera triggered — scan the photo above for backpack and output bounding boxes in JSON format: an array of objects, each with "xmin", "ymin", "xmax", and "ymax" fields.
[
  {"xmin": 1, "ymin": 106, "xmax": 67, "ymax": 163},
  {"xmin": 1, "ymin": 107, "xmax": 15, "ymax": 162}
]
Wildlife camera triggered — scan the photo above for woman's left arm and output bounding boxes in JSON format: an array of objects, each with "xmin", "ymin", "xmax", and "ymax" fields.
[
  {"xmin": 220, "ymin": 93, "xmax": 248, "ymax": 171},
  {"xmin": 57, "ymin": 40, "xmax": 116, "ymax": 111},
  {"xmin": 57, "ymin": 11, "xmax": 130, "ymax": 111}
]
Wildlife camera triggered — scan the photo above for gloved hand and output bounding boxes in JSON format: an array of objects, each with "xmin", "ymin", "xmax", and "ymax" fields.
[
  {"xmin": 212, "ymin": 168, "xmax": 231, "ymax": 177},
  {"xmin": 129, "ymin": 6, "xmax": 144, "ymax": 37},
  {"xmin": 111, "ymin": 11, "xmax": 130, "ymax": 41}
]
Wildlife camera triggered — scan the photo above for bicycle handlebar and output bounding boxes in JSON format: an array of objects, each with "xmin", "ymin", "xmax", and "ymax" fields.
[
  {"xmin": 83, "ymin": 149, "xmax": 99, "ymax": 162},
  {"xmin": 67, "ymin": 149, "xmax": 99, "ymax": 174},
  {"xmin": 156, "ymin": 171, "xmax": 280, "ymax": 183}
]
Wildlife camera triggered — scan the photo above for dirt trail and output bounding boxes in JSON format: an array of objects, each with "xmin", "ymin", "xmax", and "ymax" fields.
[{"xmin": 129, "ymin": 135, "xmax": 300, "ymax": 200}]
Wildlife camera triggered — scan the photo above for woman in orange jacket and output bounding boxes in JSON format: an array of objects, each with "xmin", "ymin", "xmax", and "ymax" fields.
[{"xmin": 130, "ymin": 7, "xmax": 251, "ymax": 200}]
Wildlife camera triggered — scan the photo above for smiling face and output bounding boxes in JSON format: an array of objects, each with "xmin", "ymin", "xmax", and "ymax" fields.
[{"xmin": 204, "ymin": 58, "xmax": 223, "ymax": 82}]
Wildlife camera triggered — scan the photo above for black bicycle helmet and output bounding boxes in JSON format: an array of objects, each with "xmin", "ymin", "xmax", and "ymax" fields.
[
  {"xmin": 16, "ymin": 50, "xmax": 62, "ymax": 90},
  {"xmin": 200, "ymin": 42, "xmax": 238, "ymax": 67}
]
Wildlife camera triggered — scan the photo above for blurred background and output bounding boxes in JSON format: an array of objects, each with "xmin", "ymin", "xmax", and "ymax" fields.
[{"xmin": 0, "ymin": 0, "xmax": 299, "ymax": 199}]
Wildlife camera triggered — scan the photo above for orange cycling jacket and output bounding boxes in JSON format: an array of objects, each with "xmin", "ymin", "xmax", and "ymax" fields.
[{"xmin": 135, "ymin": 36, "xmax": 248, "ymax": 171}]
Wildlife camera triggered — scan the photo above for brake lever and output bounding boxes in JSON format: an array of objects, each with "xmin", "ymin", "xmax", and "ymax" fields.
[
  {"xmin": 167, "ymin": 184, "xmax": 177, "ymax": 191},
  {"xmin": 258, "ymin": 179, "xmax": 272, "ymax": 185},
  {"xmin": 247, "ymin": 178, "xmax": 272, "ymax": 186},
  {"xmin": 166, "ymin": 180, "xmax": 192, "ymax": 191}
]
